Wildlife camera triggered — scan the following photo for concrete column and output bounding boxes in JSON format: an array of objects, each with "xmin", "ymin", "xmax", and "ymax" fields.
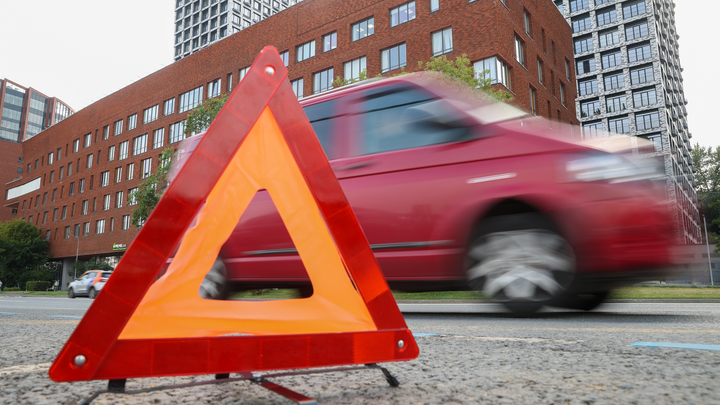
[{"xmin": 61, "ymin": 258, "xmax": 75, "ymax": 291}]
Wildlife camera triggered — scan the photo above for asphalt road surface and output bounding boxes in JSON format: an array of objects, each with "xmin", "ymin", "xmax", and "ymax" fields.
[{"xmin": 1, "ymin": 296, "xmax": 719, "ymax": 404}]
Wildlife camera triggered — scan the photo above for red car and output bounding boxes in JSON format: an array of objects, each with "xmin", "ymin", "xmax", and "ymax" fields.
[{"xmin": 175, "ymin": 74, "xmax": 675, "ymax": 315}]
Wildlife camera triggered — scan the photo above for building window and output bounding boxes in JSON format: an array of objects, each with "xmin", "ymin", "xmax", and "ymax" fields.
[
  {"xmin": 633, "ymin": 88, "xmax": 657, "ymax": 107},
  {"xmin": 381, "ymin": 43, "xmax": 407, "ymax": 73},
  {"xmin": 103, "ymin": 194, "xmax": 111, "ymax": 211},
  {"xmin": 108, "ymin": 145, "xmax": 116, "ymax": 161},
  {"xmin": 100, "ymin": 171, "xmax": 109, "ymax": 187},
  {"xmin": 115, "ymin": 167, "xmax": 123, "ymax": 183},
  {"xmin": 84, "ymin": 133, "xmax": 92, "ymax": 148},
  {"xmin": 179, "ymin": 86, "xmax": 203, "ymax": 113},
  {"xmin": 208, "ymin": 78, "xmax": 222, "ymax": 98},
  {"xmin": 580, "ymin": 100, "xmax": 601, "ymax": 118},
  {"xmin": 583, "ymin": 121, "xmax": 603, "ymax": 138},
  {"xmin": 279, "ymin": 51, "xmax": 289, "ymax": 67},
  {"xmin": 119, "ymin": 141, "xmax": 129, "ymax": 160},
  {"xmin": 569, "ymin": 0, "xmax": 589, "ymax": 13},
  {"xmin": 61, "ymin": 205, "xmax": 67, "ymax": 220},
  {"xmin": 296, "ymin": 41, "xmax": 315, "ymax": 62},
  {"xmin": 82, "ymin": 200, "xmax": 89, "ymax": 215},
  {"xmin": 141, "ymin": 158, "xmax": 152, "ymax": 179},
  {"xmin": 571, "ymin": 14, "xmax": 591, "ymax": 33},
  {"xmin": 67, "ymin": 162, "xmax": 73, "ymax": 176},
  {"xmin": 128, "ymin": 114, "xmax": 137, "ymax": 131},
  {"xmin": 574, "ymin": 35, "xmax": 593, "ymax": 54},
  {"xmin": 127, "ymin": 163, "xmax": 135, "ymax": 180},
  {"xmin": 523, "ymin": 10, "xmax": 531, "ymax": 36},
  {"xmin": 604, "ymin": 72, "xmax": 624, "ymax": 91},
  {"xmin": 641, "ymin": 133, "xmax": 663, "ymax": 152},
  {"xmin": 514, "ymin": 35, "xmax": 524, "ymax": 66},
  {"xmin": 596, "ymin": 7, "xmax": 616, "ymax": 26},
  {"xmin": 164, "ymin": 98, "xmax": 176, "ymax": 116},
  {"xmin": 122, "ymin": 215, "xmax": 131, "ymax": 230},
  {"xmin": 606, "ymin": 95, "xmax": 626, "ymax": 113},
  {"xmin": 170, "ymin": 121, "xmax": 187, "ymax": 143},
  {"xmin": 352, "ymin": 17, "xmax": 374, "ymax": 41},
  {"xmin": 628, "ymin": 43, "xmax": 652, "ymax": 63},
  {"xmin": 529, "ymin": 87, "xmax": 537, "ymax": 115},
  {"xmin": 83, "ymin": 222, "xmax": 90, "ymax": 236},
  {"xmin": 128, "ymin": 188, "xmax": 138, "ymax": 206},
  {"xmin": 313, "ymin": 68, "xmax": 334, "ymax": 94},
  {"xmin": 96, "ymin": 219, "xmax": 106, "ymax": 234},
  {"xmin": 344, "ymin": 56, "xmax": 367, "ymax": 81},
  {"xmin": 474, "ymin": 57, "xmax": 510, "ymax": 89},
  {"xmin": 153, "ymin": 128, "xmax": 165, "ymax": 149},
  {"xmin": 598, "ymin": 28, "xmax": 619, "ymax": 48},
  {"xmin": 608, "ymin": 116, "xmax": 630, "ymax": 134},
  {"xmin": 390, "ymin": 1, "xmax": 415, "ymax": 27},
  {"xmin": 79, "ymin": 178, "xmax": 85, "ymax": 193},
  {"xmin": 432, "ymin": 28, "xmax": 453, "ymax": 56},
  {"xmin": 102, "ymin": 125, "xmax": 110, "ymax": 140},
  {"xmin": 239, "ymin": 67, "xmax": 249, "ymax": 82},
  {"xmin": 635, "ymin": 111, "xmax": 660, "ymax": 131},
  {"xmin": 69, "ymin": 182, "xmax": 75, "ymax": 196},
  {"xmin": 86, "ymin": 154, "xmax": 93, "ymax": 169},
  {"xmin": 537, "ymin": 59, "xmax": 544, "ymax": 85},
  {"xmin": 625, "ymin": 20, "xmax": 649, "ymax": 41},
  {"xmin": 601, "ymin": 51, "xmax": 622, "ymax": 69},
  {"xmin": 560, "ymin": 82, "xmax": 566, "ymax": 106},
  {"xmin": 133, "ymin": 134, "xmax": 148, "ymax": 155},
  {"xmin": 291, "ymin": 78, "xmax": 304, "ymax": 99},
  {"xmin": 64, "ymin": 226, "xmax": 70, "ymax": 239},
  {"xmin": 114, "ymin": 119, "xmax": 123, "ymax": 136},
  {"xmin": 116, "ymin": 191, "xmax": 124, "ymax": 208},
  {"xmin": 144, "ymin": 105, "xmax": 159, "ymax": 124},
  {"xmin": 323, "ymin": 32, "xmax": 337, "ymax": 52},
  {"xmin": 48, "ymin": 153, "xmax": 54, "ymax": 165},
  {"xmin": 578, "ymin": 78, "xmax": 598, "ymax": 96},
  {"xmin": 623, "ymin": 0, "xmax": 646, "ymax": 19},
  {"xmin": 430, "ymin": 0, "xmax": 439, "ymax": 12},
  {"xmin": 576, "ymin": 57, "xmax": 595, "ymax": 75},
  {"xmin": 630, "ymin": 65, "xmax": 653, "ymax": 85}
]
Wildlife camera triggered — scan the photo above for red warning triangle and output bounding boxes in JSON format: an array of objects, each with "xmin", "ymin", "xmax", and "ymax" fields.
[{"xmin": 49, "ymin": 47, "xmax": 419, "ymax": 382}]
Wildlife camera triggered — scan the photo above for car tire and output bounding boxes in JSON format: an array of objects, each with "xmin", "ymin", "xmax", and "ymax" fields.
[
  {"xmin": 551, "ymin": 291, "xmax": 609, "ymax": 311},
  {"xmin": 88, "ymin": 288, "xmax": 97, "ymax": 299},
  {"xmin": 466, "ymin": 213, "xmax": 576, "ymax": 317},
  {"xmin": 199, "ymin": 257, "xmax": 229, "ymax": 300},
  {"xmin": 68, "ymin": 288, "xmax": 75, "ymax": 299}
]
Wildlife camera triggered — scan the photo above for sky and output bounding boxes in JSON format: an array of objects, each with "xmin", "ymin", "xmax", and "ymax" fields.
[{"xmin": 0, "ymin": 1, "xmax": 718, "ymax": 147}]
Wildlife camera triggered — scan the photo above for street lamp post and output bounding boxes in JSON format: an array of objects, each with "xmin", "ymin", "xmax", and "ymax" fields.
[
  {"xmin": 703, "ymin": 215, "xmax": 714, "ymax": 286},
  {"xmin": 72, "ymin": 233, "xmax": 80, "ymax": 279}
]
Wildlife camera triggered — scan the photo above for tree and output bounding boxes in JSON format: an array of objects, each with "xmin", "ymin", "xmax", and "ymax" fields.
[
  {"xmin": 130, "ymin": 147, "xmax": 175, "ymax": 227},
  {"xmin": 418, "ymin": 54, "xmax": 514, "ymax": 102},
  {"xmin": 186, "ymin": 94, "xmax": 229, "ymax": 135},
  {"xmin": 692, "ymin": 143, "xmax": 720, "ymax": 245},
  {"xmin": 0, "ymin": 219, "xmax": 50, "ymax": 288}
]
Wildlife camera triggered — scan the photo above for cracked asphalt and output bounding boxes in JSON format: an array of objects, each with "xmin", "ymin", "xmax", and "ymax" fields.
[{"xmin": 1, "ymin": 297, "xmax": 719, "ymax": 404}]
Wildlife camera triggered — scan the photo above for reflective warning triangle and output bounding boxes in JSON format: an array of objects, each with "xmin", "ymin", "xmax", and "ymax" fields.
[{"xmin": 50, "ymin": 47, "xmax": 419, "ymax": 382}]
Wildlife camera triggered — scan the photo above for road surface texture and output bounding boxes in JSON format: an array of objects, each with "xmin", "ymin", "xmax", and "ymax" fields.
[{"xmin": 1, "ymin": 296, "xmax": 719, "ymax": 404}]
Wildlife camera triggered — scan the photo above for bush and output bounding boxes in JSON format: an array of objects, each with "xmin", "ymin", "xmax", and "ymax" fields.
[
  {"xmin": 26, "ymin": 281, "xmax": 52, "ymax": 291},
  {"xmin": 4, "ymin": 287, "xmax": 21, "ymax": 291}
]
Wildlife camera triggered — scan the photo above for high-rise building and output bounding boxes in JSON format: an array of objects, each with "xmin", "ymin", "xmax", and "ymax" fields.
[
  {"xmin": 554, "ymin": 0, "xmax": 699, "ymax": 244},
  {"xmin": 0, "ymin": 79, "xmax": 73, "ymax": 217},
  {"xmin": 174, "ymin": 0, "xmax": 304, "ymax": 61}
]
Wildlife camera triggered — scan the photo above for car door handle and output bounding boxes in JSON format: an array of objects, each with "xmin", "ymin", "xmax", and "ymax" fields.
[{"xmin": 334, "ymin": 161, "xmax": 375, "ymax": 171}]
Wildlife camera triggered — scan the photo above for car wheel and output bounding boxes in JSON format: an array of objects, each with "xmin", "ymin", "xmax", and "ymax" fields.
[
  {"xmin": 199, "ymin": 257, "xmax": 229, "ymax": 300},
  {"xmin": 466, "ymin": 213, "xmax": 576, "ymax": 316},
  {"xmin": 551, "ymin": 291, "xmax": 609, "ymax": 311},
  {"xmin": 88, "ymin": 288, "xmax": 97, "ymax": 299},
  {"xmin": 68, "ymin": 288, "xmax": 75, "ymax": 299}
]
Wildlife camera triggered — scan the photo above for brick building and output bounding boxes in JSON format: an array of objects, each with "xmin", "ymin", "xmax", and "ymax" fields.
[
  {"xmin": 1, "ymin": 0, "xmax": 576, "ymax": 287},
  {"xmin": 1, "ymin": 79, "xmax": 73, "ymax": 219}
]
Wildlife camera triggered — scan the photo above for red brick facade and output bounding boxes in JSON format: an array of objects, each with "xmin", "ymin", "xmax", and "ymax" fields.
[{"xmin": 2, "ymin": 0, "xmax": 576, "ymax": 260}]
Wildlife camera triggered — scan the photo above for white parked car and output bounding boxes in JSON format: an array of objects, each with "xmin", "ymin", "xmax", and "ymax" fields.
[{"xmin": 67, "ymin": 271, "xmax": 112, "ymax": 299}]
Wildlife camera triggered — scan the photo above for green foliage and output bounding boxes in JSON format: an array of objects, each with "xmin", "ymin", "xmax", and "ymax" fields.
[
  {"xmin": 333, "ymin": 69, "xmax": 368, "ymax": 88},
  {"xmin": 71, "ymin": 258, "xmax": 113, "ymax": 277},
  {"xmin": 26, "ymin": 281, "xmax": 52, "ymax": 291},
  {"xmin": 186, "ymin": 94, "xmax": 229, "ymax": 135},
  {"xmin": 692, "ymin": 143, "xmax": 720, "ymax": 247},
  {"xmin": 130, "ymin": 147, "xmax": 175, "ymax": 228},
  {"xmin": 0, "ymin": 219, "xmax": 50, "ymax": 289},
  {"xmin": 418, "ymin": 54, "xmax": 513, "ymax": 102}
]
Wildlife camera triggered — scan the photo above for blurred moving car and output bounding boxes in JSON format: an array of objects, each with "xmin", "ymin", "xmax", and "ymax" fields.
[
  {"xmin": 172, "ymin": 73, "xmax": 675, "ymax": 315},
  {"xmin": 68, "ymin": 271, "xmax": 112, "ymax": 299}
]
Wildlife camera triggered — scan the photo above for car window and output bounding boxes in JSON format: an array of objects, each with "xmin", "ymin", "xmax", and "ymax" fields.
[
  {"xmin": 302, "ymin": 99, "xmax": 340, "ymax": 159},
  {"xmin": 356, "ymin": 85, "xmax": 468, "ymax": 156},
  {"xmin": 102, "ymin": 272, "xmax": 112, "ymax": 278}
]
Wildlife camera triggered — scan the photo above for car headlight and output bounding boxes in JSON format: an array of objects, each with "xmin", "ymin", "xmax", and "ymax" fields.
[{"xmin": 566, "ymin": 152, "xmax": 663, "ymax": 183}]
